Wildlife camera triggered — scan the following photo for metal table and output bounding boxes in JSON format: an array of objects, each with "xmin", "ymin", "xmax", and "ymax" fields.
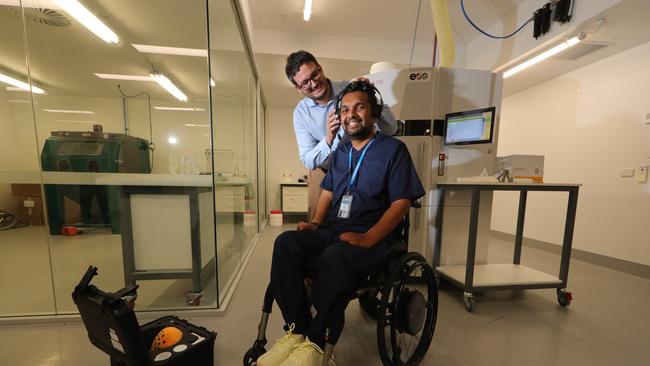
[{"xmin": 434, "ymin": 182, "xmax": 580, "ymax": 312}]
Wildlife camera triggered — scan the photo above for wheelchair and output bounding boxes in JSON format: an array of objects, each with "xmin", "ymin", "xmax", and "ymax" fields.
[{"xmin": 244, "ymin": 207, "xmax": 439, "ymax": 366}]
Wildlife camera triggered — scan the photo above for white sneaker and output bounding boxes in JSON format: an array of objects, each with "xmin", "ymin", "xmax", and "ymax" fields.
[
  {"xmin": 278, "ymin": 340, "xmax": 337, "ymax": 366},
  {"xmin": 257, "ymin": 324, "xmax": 306, "ymax": 366}
]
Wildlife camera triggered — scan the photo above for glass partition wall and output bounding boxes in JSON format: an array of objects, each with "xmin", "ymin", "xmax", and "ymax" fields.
[{"xmin": 0, "ymin": 0, "xmax": 262, "ymax": 317}]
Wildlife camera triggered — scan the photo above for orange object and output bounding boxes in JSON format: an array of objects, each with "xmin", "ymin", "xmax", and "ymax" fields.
[
  {"xmin": 151, "ymin": 326, "xmax": 184, "ymax": 351},
  {"xmin": 61, "ymin": 226, "xmax": 78, "ymax": 235}
]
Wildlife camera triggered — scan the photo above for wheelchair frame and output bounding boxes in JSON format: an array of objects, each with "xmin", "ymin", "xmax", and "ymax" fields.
[{"xmin": 243, "ymin": 208, "xmax": 439, "ymax": 366}]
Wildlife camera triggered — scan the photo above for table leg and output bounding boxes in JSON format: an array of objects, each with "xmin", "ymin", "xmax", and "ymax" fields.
[{"xmin": 513, "ymin": 190, "xmax": 528, "ymax": 265}]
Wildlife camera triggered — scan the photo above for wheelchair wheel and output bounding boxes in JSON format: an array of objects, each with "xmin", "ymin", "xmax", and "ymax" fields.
[
  {"xmin": 243, "ymin": 340, "xmax": 266, "ymax": 366},
  {"xmin": 376, "ymin": 252, "xmax": 438, "ymax": 366}
]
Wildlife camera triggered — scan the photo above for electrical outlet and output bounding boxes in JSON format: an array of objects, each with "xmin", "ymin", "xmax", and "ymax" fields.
[
  {"xmin": 636, "ymin": 165, "xmax": 649, "ymax": 183},
  {"xmin": 621, "ymin": 168, "xmax": 635, "ymax": 177},
  {"xmin": 23, "ymin": 199, "xmax": 35, "ymax": 208}
]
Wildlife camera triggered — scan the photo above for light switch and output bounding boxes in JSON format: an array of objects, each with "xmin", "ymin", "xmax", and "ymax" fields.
[
  {"xmin": 636, "ymin": 165, "xmax": 648, "ymax": 183},
  {"xmin": 621, "ymin": 168, "xmax": 635, "ymax": 177}
]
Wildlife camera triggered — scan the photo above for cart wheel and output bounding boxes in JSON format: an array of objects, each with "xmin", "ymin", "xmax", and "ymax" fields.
[
  {"xmin": 186, "ymin": 291, "xmax": 204, "ymax": 306},
  {"xmin": 243, "ymin": 344, "xmax": 266, "ymax": 366},
  {"xmin": 463, "ymin": 292, "xmax": 476, "ymax": 313},
  {"xmin": 557, "ymin": 289, "xmax": 572, "ymax": 307}
]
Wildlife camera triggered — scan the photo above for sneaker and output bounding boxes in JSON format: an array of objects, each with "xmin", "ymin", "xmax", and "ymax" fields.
[
  {"xmin": 278, "ymin": 340, "xmax": 337, "ymax": 366},
  {"xmin": 257, "ymin": 324, "xmax": 306, "ymax": 366}
]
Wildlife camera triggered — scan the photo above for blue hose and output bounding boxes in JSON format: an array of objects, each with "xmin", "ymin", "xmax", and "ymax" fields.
[{"xmin": 460, "ymin": 0, "xmax": 533, "ymax": 39}]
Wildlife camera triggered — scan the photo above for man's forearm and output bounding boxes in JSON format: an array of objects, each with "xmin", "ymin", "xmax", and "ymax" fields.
[
  {"xmin": 364, "ymin": 199, "xmax": 411, "ymax": 244},
  {"xmin": 311, "ymin": 190, "xmax": 333, "ymax": 224}
]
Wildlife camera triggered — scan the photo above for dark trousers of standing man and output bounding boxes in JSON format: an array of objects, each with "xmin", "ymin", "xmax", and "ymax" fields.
[{"xmin": 271, "ymin": 227, "xmax": 391, "ymax": 347}]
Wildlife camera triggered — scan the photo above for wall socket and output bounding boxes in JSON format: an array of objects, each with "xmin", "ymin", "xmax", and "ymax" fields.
[{"xmin": 636, "ymin": 165, "xmax": 649, "ymax": 183}]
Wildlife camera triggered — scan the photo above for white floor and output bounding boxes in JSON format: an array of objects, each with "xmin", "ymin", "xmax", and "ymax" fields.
[{"xmin": 1, "ymin": 224, "xmax": 649, "ymax": 365}]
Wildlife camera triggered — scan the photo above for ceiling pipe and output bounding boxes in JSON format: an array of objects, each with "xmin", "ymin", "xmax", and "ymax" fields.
[{"xmin": 430, "ymin": 0, "xmax": 455, "ymax": 67}]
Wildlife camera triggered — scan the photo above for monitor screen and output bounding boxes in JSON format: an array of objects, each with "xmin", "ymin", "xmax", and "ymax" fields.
[{"xmin": 444, "ymin": 107, "xmax": 495, "ymax": 146}]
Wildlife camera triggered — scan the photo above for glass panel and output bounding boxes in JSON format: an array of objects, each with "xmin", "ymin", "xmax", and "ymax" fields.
[
  {"xmin": 21, "ymin": 0, "xmax": 218, "ymax": 312},
  {"xmin": 0, "ymin": 2, "xmax": 56, "ymax": 316},
  {"xmin": 207, "ymin": 0, "xmax": 259, "ymax": 303}
]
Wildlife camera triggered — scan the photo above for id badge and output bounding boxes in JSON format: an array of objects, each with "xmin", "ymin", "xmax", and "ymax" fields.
[{"xmin": 337, "ymin": 194, "xmax": 353, "ymax": 219}]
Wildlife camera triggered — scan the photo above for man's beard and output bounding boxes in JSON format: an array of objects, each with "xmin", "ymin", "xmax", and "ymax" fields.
[{"xmin": 345, "ymin": 118, "xmax": 373, "ymax": 140}]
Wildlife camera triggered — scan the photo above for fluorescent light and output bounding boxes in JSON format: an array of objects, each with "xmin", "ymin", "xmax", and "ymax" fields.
[
  {"xmin": 150, "ymin": 73, "xmax": 188, "ymax": 102},
  {"xmin": 210, "ymin": 78, "xmax": 216, "ymax": 87},
  {"xmin": 503, "ymin": 37, "xmax": 581, "ymax": 78},
  {"xmin": 43, "ymin": 109, "xmax": 95, "ymax": 114},
  {"xmin": 55, "ymin": 119, "xmax": 98, "ymax": 124},
  {"xmin": 132, "ymin": 44, "xmax": 207, "ymax": 57},
  {"xmin": 94, "ymin": 73, "xmax": 152, "ymax": 81},
  {"xmin": 303, "ymin": 0, "xmax": 312, "ymax": 21},
  {"xmin": 168, "ymin": 136, "xmax": 178, "ymax": 144},
  {"xmin": 54, "ymin": 0, "xmax": 119, "ymax": 44},
  {"xmin": 184, "ymin": 123, "xmax": 210, "ymax": 127},
  {"xmin": 0, "ymin": 73, "xmax": 45, "ymax": 94},
  {"xmin": 154, "ymin": 106, "xmax": 204, "ymax": 112}
]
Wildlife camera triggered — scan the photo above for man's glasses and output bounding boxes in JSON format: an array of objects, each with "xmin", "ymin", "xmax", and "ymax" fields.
[{"xmin": 295, "ymin": 67, "xmax": 323, "ymax": 90}]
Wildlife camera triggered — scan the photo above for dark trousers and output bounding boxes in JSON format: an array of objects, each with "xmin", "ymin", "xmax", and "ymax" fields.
[{"xmin": 271, "ymin": 228, "xmax": 391, "ymax": 347}]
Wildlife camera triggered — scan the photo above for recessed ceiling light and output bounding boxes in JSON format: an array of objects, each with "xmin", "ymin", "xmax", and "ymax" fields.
[
  {"xmin": 54, "ymin": 0, "xmax": 119, "ymax": 44},
  {"xmin": 154, "ymin": 106, "xmax": 205, "ymax": 112},
  {"xmin": 94, "ymin": 73, "xmax": 153, "ymax": 81},
  {"xmin": 210, "ymin": 78, "xmax": 216, "ymax": 87},
  {"xmin": 132, "ymin": 44, "xmax": 207, "ymax": 57},
  {"xmin": 184, "ymin": 123, "xmax": 210, "ymax": 127},
  {"xmin": 168, "ymin": 136, "xmax": 178, "ymax": 144},
  {"xmin": 43, "ymin": 109, "xmax": 95, "ymax": 114},
  {"xmin": 303, "ymin": 0, "xmax": 312, "ymax": 21},
  {"xmin": 1, "ymin": 73, "xmax": 45, "ymax": 94},
  {"xmin": 150, "ymin": 73, "xmax": 188, "ymax": 102}
]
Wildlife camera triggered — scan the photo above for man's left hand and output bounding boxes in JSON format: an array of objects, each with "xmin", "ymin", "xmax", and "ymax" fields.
[
  {"xmin": 350, "ymin": 76, "xmax": 373, "ymax": 86},
  {"xmin": 339, "ymin": 232, "xmax": 377, "ymax": 248}
]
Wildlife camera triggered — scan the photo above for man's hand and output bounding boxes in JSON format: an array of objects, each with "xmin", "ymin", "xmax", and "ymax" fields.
[
  {"xmin": 326, "ymin": 110, "xmax": 341, "ymax": 146},
  {"xmin": 297, "ymin": 222, "xmax": 319, "ymax": 231},
  {"xmin": 339, "ymin": 232, "xmax": 379, "ymax": 248},
  {"xmin": 350, "ymin": 76, "xmax": 374, "ymax": 86}
]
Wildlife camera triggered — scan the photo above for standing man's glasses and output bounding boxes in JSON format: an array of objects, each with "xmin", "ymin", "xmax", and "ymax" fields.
[{"xmin": 296, "ymin": 67, "xmax": 323, "ymax": 90}]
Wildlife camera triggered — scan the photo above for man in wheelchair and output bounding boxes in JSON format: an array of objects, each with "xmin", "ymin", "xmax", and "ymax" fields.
[{"xmin": 258, "ymin": 80, "xmax": 425, "ymax": 366}]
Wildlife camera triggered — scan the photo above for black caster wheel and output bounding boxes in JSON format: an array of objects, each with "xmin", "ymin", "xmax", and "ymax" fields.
[
  {"xmin": 557, "ymin": 289, "xmax": 573, "ymax": 307},
  {"xmin": 243, "ymin": 344, "xmax": 266, "ymax": 366},
  {"xmin": 463, "ymin": 292, "xmax": 476, "ymax": 312}
]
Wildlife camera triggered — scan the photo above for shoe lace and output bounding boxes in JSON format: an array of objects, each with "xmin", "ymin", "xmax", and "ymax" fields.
[
  {"xmin": 274, "ymin": 323, "xmax": 299, "ymax": 346},
  {"xmin": 290, "ymin": 341, "xmax": 323, "ymax": 363}
]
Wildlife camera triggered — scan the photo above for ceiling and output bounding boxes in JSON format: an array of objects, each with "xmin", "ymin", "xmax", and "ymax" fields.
[
  {"xmin": 0, "ymin": 0, "xmax": 250, "ymax": 104},
  {"xmin": 1, "ymin": 0, "xmax": 649, "ymax": 111}
]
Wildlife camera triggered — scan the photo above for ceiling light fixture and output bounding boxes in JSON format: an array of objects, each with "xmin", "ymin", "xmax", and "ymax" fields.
[
  {"xmin": 210, "ymin": 78, "xmax": 216, "ymax": 87},
  {"xmin": 503, "ymin": 36, "xmax": 582, "ymax": 78},
  {"xmin": 168, "ymin": 136, "xmax": 178, "ymax": 144},
  {"xmin": 54, "ymin": 0, "xmax": 119, "ymax": 44},
  {"xmin": 154, "ymin": 106, "xmax": 204, "ymax": 112},
  {"xmin": 303, "ymin": 0, "xmax": 312, "ymax": 21},
  {"xmin": 94, "ymin": 73, "xmax": 153, "ymax": 81},
  {"xmin": 132, "ymin": 44, "xmax": 207, "ymax": 57},
  {"xmin": 0, "ymin": 73, "xmax": 45, "ymax": 94},
  {"xmin": 43, "ymin": 109, "xmax": 95, "ymax": 114},
  {"xmin": 184, "ymin": 123, "xmax": 210, "ymax": 127},
  {"xmin": 150, "ymin": 73, "xmax": 188, "ymax": 102}
]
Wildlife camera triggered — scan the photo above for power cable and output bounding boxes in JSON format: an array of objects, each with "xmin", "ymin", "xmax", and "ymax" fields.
[{"xmin": 460, "ymin": 0, "xmax": 533, "ymax": 40}]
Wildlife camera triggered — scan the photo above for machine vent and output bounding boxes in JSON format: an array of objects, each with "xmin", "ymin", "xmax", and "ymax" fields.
[
  {"xmin": 3, "ymin": 6, "xmax": 71, "ymax": 27},
  {"xmin": 552, "ymin": 42, "xmax": 608, "ymax": 61}
]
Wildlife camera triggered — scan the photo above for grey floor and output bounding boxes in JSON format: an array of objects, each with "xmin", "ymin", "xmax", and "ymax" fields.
[{"xmin": 1, "ymin": 224, "xmax": 649, "ymax": 365}]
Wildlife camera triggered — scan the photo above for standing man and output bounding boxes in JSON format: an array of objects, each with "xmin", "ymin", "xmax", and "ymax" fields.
[{"xmin": 285, "ymin": 50, "xmax": 397, "ymax": 218}]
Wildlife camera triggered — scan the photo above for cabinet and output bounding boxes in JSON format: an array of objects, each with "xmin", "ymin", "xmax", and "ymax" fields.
[{"xmin": 281, "ymin": 183, "xmax": 308, "ymax": 214}]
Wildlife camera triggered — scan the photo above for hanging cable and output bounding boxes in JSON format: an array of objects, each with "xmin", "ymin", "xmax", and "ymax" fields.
[
  {"xmin": 408, "ymin": 0, "xmax": 423, "ymax": 68},
  {"xmin": 117, "ymin": 85, "xmax": 155, "ymax": 171},
  {"xmin": 460, "ymin": 0, "xmax": 533, "ymax": 39}
]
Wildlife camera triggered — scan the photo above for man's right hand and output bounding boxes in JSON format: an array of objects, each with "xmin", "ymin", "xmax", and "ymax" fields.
[
  {"xmin": 297, "ymin": 222, "xmax": 318, "ymax": 231},
  {"xmin": 326, "ymin": 110, "xmax": 341, "ymax": 146}
]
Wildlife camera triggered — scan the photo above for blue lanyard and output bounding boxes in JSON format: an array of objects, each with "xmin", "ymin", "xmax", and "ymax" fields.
[{"xmin": 347, "ymin": 139, "xmax": 375, "ymax": 191}]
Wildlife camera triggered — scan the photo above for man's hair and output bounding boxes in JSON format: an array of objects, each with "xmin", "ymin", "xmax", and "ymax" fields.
[
  {"xmin": 285, "ymin": 50, "xmax": 318, "ymax": 85},
  {"xmin": 335, "ymin": 81, "xmax": 383, "ymax": 119}
]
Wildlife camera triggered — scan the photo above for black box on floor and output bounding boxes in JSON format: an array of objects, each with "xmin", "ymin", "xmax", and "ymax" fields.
[{"xmin": 72, "ymin": 266, "xmax": 217, "ymax": 366}]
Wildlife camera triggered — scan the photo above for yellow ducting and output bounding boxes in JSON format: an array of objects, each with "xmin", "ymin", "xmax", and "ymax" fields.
[{"xmin": 430, "ymin": 0, "xmax": 455, "ymax": 67}]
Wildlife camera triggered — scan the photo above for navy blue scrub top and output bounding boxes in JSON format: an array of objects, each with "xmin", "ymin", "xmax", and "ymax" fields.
[{"xmin": 321, "ymin": 133, "xmax": 425, "ymax": 238}]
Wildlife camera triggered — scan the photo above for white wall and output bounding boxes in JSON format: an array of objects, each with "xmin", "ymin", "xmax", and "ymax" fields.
[
  {"xmin": 492, "ymin": 41, "xmax": 650, "ymax": 266},
  {"xmin": 265, "ymin": 107, "xmax": 308, "ymax": 211}
]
